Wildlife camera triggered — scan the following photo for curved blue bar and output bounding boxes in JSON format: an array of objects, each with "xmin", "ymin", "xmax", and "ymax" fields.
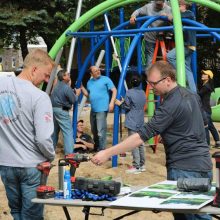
[
  {"xmin": 73, "ymin": 19, "xmax": 142, "ymax": 144},
  {"xmin": 67, "ymin": 26, "xmax": 173, "ymax": 37},
  {"xmin": 74, "ymin": 16, "xmax": 159, "ymax": 88},
  {"xmin": 112, "ymin": 16, "xmax": 162, "ymax": 167},
  {"xmin": 182, "ymin": 18, "xmax": 220, "ymax": 40},
  {"xmin": 72, "ymin": 14, "xmax": 220, "ymax": 165},
  {"xmin": 112, "ymin": 17, "xmax": 220, "ymax": 167},
  {"xmin": 75, "ymin": 21, "xmax": 130, "ymax": 88},
  {"xmin": 66, "ymin": 26, "xmax": 220, "ymax": 37},
  {"xmin": 137, "ymin": 21, "xmax": 142, "ymax": 74},
  {"xmin": 72, "ymin": 15, "xmax": 166, "ymax": 167}
]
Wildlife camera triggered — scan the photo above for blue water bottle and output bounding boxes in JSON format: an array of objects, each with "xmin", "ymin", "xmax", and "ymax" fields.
[{"xmin": 63, "ymin": 165, "xmax": 71, "ymax": 199}]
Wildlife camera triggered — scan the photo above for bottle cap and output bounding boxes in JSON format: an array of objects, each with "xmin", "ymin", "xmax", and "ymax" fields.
[{"xmin": 65, "ymin": 165, "xmax": 70, "ymax": 171}]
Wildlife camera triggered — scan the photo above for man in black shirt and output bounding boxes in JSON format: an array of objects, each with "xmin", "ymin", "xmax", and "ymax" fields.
[
  {"xmin": 74, "ymin": 120, "xmax": 94, "ymax": 153},
  {"xmin": 92, "ymin": 61, "xmax": 212, "ymax": 220}
]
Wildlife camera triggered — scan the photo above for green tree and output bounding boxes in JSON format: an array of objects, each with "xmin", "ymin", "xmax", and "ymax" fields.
[{"xmin": 0, "ymin": 0, "xmax": 77, "ymax": 59}]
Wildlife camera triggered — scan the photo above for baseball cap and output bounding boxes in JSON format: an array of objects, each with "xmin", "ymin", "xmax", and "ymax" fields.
[{"xmin": 202, "ymin": 70, "xmax": 214, "ymax": 79}]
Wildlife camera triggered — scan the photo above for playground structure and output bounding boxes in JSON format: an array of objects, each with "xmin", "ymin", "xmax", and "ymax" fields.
[{"xmin": 48, "ymin": 0, "xmax": 220, "ymax": 167}]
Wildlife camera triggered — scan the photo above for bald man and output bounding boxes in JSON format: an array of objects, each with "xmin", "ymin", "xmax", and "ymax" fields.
[{"xmin": 82, "ymin": 66, "xmax": 117, "ymax": 152}]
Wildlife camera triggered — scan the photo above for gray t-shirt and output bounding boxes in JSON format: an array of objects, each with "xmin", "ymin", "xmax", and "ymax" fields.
[
  {"xmin": 0, "ymin": 76, "xmax": 55, "ymax": 167},
  {"xmin": 131, "ymin": 2, "xmax": 172, "ymax": 43},
  {"xmin": 138, "ymin": 86, "xmax": 212, "ymax": 172},
  {"xmin": 121, "ymin": 87, "xmax": 146, "ymax": 131}
]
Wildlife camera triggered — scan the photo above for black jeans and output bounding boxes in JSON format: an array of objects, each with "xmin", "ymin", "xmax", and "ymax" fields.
[{"xmin": 204, "ymin": 111, "xmax": 220, "ymax": 145}]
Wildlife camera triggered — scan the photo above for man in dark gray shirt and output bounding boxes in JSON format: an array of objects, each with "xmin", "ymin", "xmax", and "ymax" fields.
[
  {"xmin": 92, "ymin": 61, "xmax": 212, "ymax": 220},
  {"xmin": 51, "ymin": 69, "xmax": 81, "ymax": 155}
]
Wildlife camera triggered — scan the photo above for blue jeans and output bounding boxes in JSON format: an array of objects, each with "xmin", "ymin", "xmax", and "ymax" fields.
[
  {"xmin": 146, "ymin": 42, "xmax": 156, "ymax": 67},
  {"xmin": 0, "ymin": 166, "xmax": 44, "ymax": 220},
  {"xmin": 167, "ymin": 47, "xmax": 197, "ymax": 93},
  {"xmin": 167, "ymin": 168, "xmax": 213, "ymax": 220},
  {"xmin": 90, "ymin": 111, "xmax": 107, "ymax": 151},
  {"xmin": 52, "ymin": 107, "xmax": 74, "ymax": 155},
  {"xmin": 204, "ymin": 111, "xmax": 220, "ymax": 145},
  {"xmin": 128, "ymin": 129, "xmax": 145, "ymax": 169}
]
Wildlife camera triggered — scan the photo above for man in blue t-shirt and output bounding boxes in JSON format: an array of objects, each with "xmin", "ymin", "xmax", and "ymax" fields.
[{"xmin": 82, "ymin": 66, "xmax": 117, "ymax": 151}]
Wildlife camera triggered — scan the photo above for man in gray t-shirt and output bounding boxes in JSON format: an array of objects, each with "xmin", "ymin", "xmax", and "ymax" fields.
[
  {"xmin": 130, "ymin": 0, "xmax": 171, "ymax": 66},
  {"xmin": 92, "ymin": 61, "xmax": 212, "ymax": 220},
  {"xmin": 0, "ymin": 49, "xmax": 55, "ymax": 220}
]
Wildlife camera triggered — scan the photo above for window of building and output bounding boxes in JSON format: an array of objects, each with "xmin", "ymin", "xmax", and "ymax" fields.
[{"xmin": 12, "ymin": 57, "xmax": 16, "ymax": 68}]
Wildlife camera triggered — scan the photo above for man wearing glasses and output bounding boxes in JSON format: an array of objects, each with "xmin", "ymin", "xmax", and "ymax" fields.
[{"xmin": 92, "ymin": 61, "xmax": 212, "ymax": 220}]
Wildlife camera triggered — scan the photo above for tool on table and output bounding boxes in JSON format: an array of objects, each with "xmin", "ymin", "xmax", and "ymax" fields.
[
  {"xmin": 74, "ymin": 177, "xmax": 121, "ymax": 196},
  {"xmin": 58, "ymin": 153, "xmax": 90, "ymax": 191},
  {"xmin": 36, "ymin": 161, "xmax": 55, "ymax": 199},
  {"xmin": 177, "ymin": 177, "xmax": 211, "ymax": 192},
  {"xmin": 213, "ymin": 152, "xmax": 220, "ymax": 207}
]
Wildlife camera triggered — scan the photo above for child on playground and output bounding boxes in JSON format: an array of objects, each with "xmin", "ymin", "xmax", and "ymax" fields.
[
  {"xmin": 115, "ymin": 73, "xmax": 146, "ymax": 174},
  {"xmin": 198, "ymin": 70, "xmax": 220, "ymax": 148}
]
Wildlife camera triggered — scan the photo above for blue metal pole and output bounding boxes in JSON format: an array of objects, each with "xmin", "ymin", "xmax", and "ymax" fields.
[
  {"xmin": 197, "ymin": 34, "xmax": 212, "ymax": 38},
  {"xmin": 112, "ymin": 17, "xmax": 161, "ymax": 167},
  {"xmin": 191, "ymin": 3, "xmax": 197, "ymax": 16},
  {"xmin": 181, "ymin": 20, "xmax": 220, "ymax": 86},
  {"xmin": 104, "ymin": 13, "xmax": 111, "ymax": 77},
  {"xmin": 77, "ymin": 38, "xmax": 82, "ymax": 72},
  {"xmin": 119, "ymin": 8, "xmax": 126, "ymax": 98},
  {"xmin": 192, "ymin": 50, "xmax": 197, "ymax": 86},
  {"xmin": 90, "ymin": 20, "xmax": 95, "ymax": 65},
  {"xmin": 191, "ymin": 4, "xmax": 197, "ymax": 86},
  {"xmin": 67, "ymin": 26, "xmax": 220, "ymax": 37},
  {"xmin": 119, "ymin": 8, "xmax": 125, "ymax": 65},
  {"xmin": 137, "ymin": 21, "xmax": 142, "ymax": 75},
  {"xmin": 77, "ymin": 38, "xmax": 83, "ymax": 105}
]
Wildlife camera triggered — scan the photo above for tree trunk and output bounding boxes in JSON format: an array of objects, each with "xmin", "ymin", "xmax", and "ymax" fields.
[{"xmin": 19, "ymin": 28, "xmax": 28, "ymax": 60}]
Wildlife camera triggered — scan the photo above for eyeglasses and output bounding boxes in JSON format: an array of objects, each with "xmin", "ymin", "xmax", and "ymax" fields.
[{"xmin": 146, "ymin": 77, "xmax": 167, "ymax": 86}]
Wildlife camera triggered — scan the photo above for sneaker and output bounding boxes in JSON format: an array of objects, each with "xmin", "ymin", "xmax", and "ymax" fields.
[
  {"xmin": 215, "ymin": 141, "xmax": 220, "ymax": 148},
  {"xmin": 126, "ymin": 166, "xmax": 141, "ymax": 174},
  {"xmin": 140, "ymin": 166, "xmax": 146, "ymax": 172}
]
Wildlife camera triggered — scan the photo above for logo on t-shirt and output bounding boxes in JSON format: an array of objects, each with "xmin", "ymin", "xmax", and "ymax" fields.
[
  {"xmin": 44, "ymin": 112, "xmax": 52, "ymax": 122},
  {"xmin": 0, "ymin": 91, "xmax": 21, "ymax": 124}
]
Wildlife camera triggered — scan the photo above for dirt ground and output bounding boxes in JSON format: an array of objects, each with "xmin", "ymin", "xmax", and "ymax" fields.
[{"xmin": 0, "ymin": 107, "xmax": 220, "ymax": 220}]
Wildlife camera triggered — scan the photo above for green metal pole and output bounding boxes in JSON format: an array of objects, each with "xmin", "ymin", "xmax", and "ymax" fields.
[
  {"xmin": 170, "ymin": 0, "xmax": 220, "ymax": 86},
  {"xmin": 170, "ymin": 0, "xmax": 186, "ymax": 87},
  {"xmin": 187, "ymin": 0, "xmax": 220, "ymax": 10},
  {"xmin": 147, "ymin": 89, "xmax": 155, "ymax": 145},
  {"xmin": 49, "ymin": 0, "xmax": 220, "ymax": 60}
]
